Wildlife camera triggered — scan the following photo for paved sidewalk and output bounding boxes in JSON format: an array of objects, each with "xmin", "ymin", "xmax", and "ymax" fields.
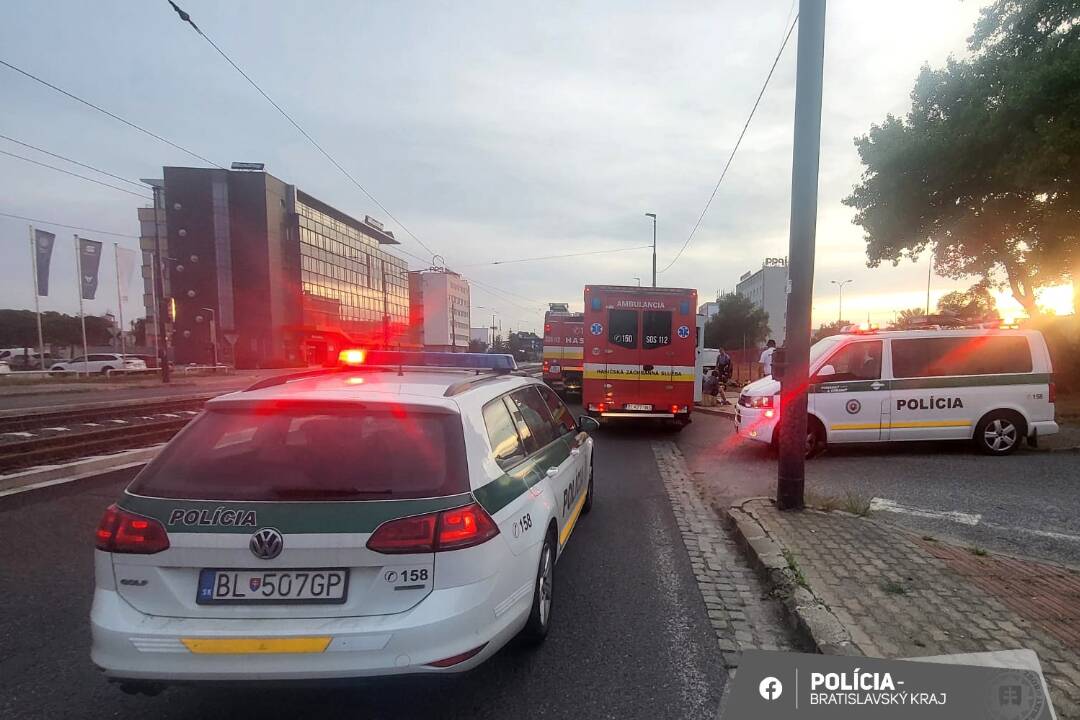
[
  {"xmin": 732, "ymin": 497, "xmax": 1080, "ymax": 717},
  {"xmin": 650, "ymin": 442, "xmax": 805, "ymax": 668}
]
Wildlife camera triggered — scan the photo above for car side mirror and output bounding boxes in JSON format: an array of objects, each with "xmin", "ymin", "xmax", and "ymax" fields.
[
  {"xmin": 578, "ymin": 416, "xmax": 600, "ymax": 433},
  {"xmin": 816, "ymin": 364, "xmax": 836, "ymax": 378}
]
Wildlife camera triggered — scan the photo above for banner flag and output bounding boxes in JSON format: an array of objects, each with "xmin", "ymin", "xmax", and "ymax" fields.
[
  {"xmin": 115, "ymin": 246, "xmax": 137, "ymax": 302},
  {"xmin": 78, "ymin": 238, "xmax": 103, "ymax": 300},
  {"xmin": 33, "ymin": 229, "xmax": 55, "ymax": 296}
]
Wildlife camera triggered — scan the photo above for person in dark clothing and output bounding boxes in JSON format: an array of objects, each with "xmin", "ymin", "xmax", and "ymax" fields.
[
  {"xmin": 715, "ymin": 348, "xmax": 732, "ymax": 405},
  {"xmin": 702, "ymin": 369, "xmax": 720, "ymax": 406}
]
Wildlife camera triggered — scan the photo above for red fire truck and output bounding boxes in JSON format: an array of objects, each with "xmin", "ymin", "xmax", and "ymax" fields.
[
  {"xmin": 542, "ymin": 304, "xmax": 585, "ymax": 397},
  {"xmin": 583, "ymin": 285, "xmax": 698, "ymax": 427}
]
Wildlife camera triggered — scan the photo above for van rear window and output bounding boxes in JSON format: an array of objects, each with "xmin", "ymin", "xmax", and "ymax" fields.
[
  {"xmin": 128, "ymin": 404, "xmax": 468, "ymax": 501},
  {"xmin": 891, "ymin": 336, "xmax": 1032, "ymax": 378}
]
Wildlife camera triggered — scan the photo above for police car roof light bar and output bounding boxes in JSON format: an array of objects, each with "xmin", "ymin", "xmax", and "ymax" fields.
[{"xmin": 344, "ymin": 350, "xmax": 518, "ymax": 372}]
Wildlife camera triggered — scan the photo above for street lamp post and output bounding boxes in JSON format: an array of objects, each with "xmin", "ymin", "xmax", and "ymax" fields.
[
  {"xmin": 830, "ymin": 279, "xmax": 852, "ymax": 323},
  {"xmin": 200, "ymin": 307, "xmax": 218, "ymax": 370},
  {"xmin": 644, "ymin": 213, "xmax": 657, "ymax": 287}
]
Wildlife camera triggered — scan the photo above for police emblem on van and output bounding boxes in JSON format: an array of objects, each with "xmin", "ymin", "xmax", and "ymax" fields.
[{"xmin": 845, "ymin": 399, "xmax": 861, "ymax": 414}]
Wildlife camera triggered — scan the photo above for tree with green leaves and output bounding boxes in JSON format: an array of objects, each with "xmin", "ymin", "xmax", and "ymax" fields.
[
  {"xmin": 844, "ymin": 0, "xmax": 1080, "ymax": 316},
  {"xmin": 704, "ymin": 293, "xmax": 770, "ymax": 350},
  {"xmin": 936, "ymin": 283, "xmax": 998, "ymax": 318},
  {"xmin": 892, "ymin": 308, "xmax": 928, "ymax": 330},
  {"xmin": 812, "ymin": 320, "xmax": 849, "ymax": 343}
]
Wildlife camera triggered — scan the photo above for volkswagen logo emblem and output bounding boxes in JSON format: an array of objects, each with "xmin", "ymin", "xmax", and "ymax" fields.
[{"xmin": 249, "ymin": 528, "xmax": 284, "ymax": 560}]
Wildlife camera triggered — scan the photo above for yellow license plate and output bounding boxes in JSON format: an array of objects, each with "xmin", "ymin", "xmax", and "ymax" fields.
[{"xmin": 180, "ymin": 637, "xmax": 331, "ymax": 654}]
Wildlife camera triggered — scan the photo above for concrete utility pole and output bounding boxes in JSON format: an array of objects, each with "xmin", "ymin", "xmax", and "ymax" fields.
[
  {"xmin": 645, "ymin": 212, "xmax": 657, "ymax": 287},
  {"xmin": 777, "ymin": 0, "xmax": 826, "ymax": 512}
]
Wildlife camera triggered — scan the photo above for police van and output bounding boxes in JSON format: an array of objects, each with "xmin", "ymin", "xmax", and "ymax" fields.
[
  {"xmin": 735, "ymin": 328, "xmax": 1058, "ymax": 456},
  {"xmin": 90, "ymin": 351, "xmax": 598, "ymax": 692}
]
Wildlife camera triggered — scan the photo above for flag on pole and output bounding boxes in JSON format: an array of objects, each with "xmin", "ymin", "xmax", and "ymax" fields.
[
  {"xmin": 78, "ymin": 238, "xmax": 103, "ymax": 300},
  {"xmin": 115, "ymin": 245, "xmax": 137, "ymax": 302},
  {"xmin": 33, "ymin": 229, "xmax": 56, "ymax": 296}
]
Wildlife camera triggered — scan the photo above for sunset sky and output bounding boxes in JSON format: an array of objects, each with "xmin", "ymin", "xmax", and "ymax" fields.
[{"xmin": 1, "ymin": 1, "xmax": 1073, "ymax": 335}]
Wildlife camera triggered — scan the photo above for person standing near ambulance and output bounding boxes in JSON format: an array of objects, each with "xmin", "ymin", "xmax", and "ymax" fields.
[{"xmin": 759, "ymin": 340, "xmax": 776, "ymax": 377}]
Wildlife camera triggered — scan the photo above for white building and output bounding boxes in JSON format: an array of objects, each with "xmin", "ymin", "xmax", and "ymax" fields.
[
  {"xmin": 409, "ymin": 269, "xmax": 471, "ymax": 351},
  {"xmin": 470, "ymin": 327, "xmax": 490, "ymax": 344},
  {"xmin": 735, "ymin": 258, "xmax": 788, "ymax": 344},
  {"xmin": 698, "ymin": 301, "xmax": 719, "ymax": 320}
]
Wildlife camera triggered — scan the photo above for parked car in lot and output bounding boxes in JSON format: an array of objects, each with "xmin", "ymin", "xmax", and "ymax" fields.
[
  {"xmin": 736, "ymin": 327, "xmax": 1058, "ymax": 456},
  {"xmin": 0, "ymin": 349, "xmax": 54, "ymax": 370},
  {"xmin": 50, "ymin": 354, "xmax": 148, "ymax": 374},
  {"xmin": 90, "ymin": 350, "xmax": 598, "ymax": 692},
  {"xmin": 0, "ymin": 360, "xmax": 10, "ymax": 374}
]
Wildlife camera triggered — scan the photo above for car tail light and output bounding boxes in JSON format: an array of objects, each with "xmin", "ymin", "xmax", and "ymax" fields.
[
  {"xmin": 367, "ymin": 503, "xmax": 499, "ymax": 554},
  {"xmin": 427, "ymin": 642, "xmax": 488, "ymax": 668},
  {"xmin": 437, "ymin": 503, "xmax": 499, "ymax": 550},
  {"xmin": 542, "ymin": 360, "xmax": 549, "ymax": 372},
  {"xmin": 95, "ymin": 504, "xmax": 170, "ymax": 554},
  {"xmin": 1048, "ymin": 381, "xmax": 1056, "ymax": 404},
  {"xmin": 587, "ymin": 403, "xmax": 606, "ymax": 413}
]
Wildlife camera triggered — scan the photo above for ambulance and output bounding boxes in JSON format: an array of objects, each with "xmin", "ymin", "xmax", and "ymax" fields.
[
  {"xmin": 582, "ymin": 285, "xmax": 698, "ymax": 428},
  {"xmin": 542, "ymin": 304, "xmax": 585, "ymax": 397},
  {"xmin": 735, "ymin": 326, "xmax": 1059, "ymax": 456}
]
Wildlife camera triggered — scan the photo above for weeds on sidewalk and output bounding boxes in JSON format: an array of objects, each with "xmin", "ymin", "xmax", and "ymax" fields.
[
  {"xmin": 881, "ymin": 579, "xmax": 909, "ymax": 595},
  {"xmin": 840, "ymin": 491, "xmax": 872, "ymax": 517},
  {"xmin": 782, "ymin": 549, "xmax": 809, "ymax": 589}
]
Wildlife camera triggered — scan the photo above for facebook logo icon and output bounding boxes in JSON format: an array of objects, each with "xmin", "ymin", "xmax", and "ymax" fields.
[{"xmin": 759, "ymin": 676, "xmax": 783, "ymax": 701}]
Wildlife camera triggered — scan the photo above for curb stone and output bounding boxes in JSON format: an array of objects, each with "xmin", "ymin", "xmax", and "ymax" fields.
[{"xmin": 728, "ymin": 498, "xmax": 862, "ymax": 657}]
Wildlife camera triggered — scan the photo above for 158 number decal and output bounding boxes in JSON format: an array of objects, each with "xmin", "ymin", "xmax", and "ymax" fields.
[{"xmin": 512, "ymin": 512, "xmax": 533, "ymax": 538}]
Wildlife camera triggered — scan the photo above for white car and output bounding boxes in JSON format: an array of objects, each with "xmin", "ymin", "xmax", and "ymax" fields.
[
  {"xmin": 735, "ymin": 327, "xmax": 1058, "ymax": 456},
  {"xmin": 91, "ymin": 350, "xmax": 597, "ymax": 693},
  {"xmin": 0, "ymin": 361, "xmax": 10, "ymax": 375},
  {"xmin": 51, "ymin": 353, "xmax": 147, "ymax": 374}
]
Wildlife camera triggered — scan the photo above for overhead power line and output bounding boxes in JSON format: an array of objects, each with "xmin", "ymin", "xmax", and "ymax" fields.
[
  {"xmin": 660, "ymin": 14, "xmax": 799, "ymax": 274},
  {"xmin": 0, "ymin": 148, "xmax": 151, "ymax": 200},
  {"xmin": 459, "ymin": 244, "xmax": 651, "ymax": 268},
  {"xmin": 167, "ymin": 1, "xmax": 437, "ymax": 259},
  {"xmin": 0, "ymin": 58, "xmax": 223, "ymax": 169},
  {"xmin": 0, "ymin": 211, "xmax": 138, "ymax": 238},
  {"xmin": 0, "ymin": 133, "xmax": 147, "ymax": 189}
]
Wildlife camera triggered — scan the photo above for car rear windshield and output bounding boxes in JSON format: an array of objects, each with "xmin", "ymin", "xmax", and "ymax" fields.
[{"xmin": 128, "ymin": 403, "xmax": 469, "ymax": 501}]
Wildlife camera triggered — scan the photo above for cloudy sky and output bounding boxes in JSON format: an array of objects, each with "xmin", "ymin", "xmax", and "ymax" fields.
[{"xmin": 1, "ymin": 0, "xmax": 1008, "ymax": 335}]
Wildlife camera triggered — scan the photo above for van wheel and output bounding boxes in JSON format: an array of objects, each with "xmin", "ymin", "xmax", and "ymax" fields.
[
  {"xmin": 521, "ymin": 531, "xmax": 555, "ymax": 644},
  {"xmin": 100, "ymin": 366, "xmax": 113, "ymax": 375},
  {"xmin": 975, "ymin": 411, "xmax": 1024, "ymax": 456},
  {"xmin": 806, "ymin": 417, "xmax": 826, "ymax": 458}
]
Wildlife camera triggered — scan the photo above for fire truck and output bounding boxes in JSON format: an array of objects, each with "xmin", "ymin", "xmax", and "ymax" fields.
[
  {"xmin": 542, "ymin": 303, "xmax": 585, "ymax": 397},
  {"xmin": 583, "ymin": 285, "xmax": 698, "ymax": 428}
]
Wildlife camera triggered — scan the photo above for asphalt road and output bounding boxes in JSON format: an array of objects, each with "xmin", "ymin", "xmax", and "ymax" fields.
[
  {"xmin": 0, "ymin": 423, "xmax": 724, "ymax": 719},
  {"xmin": 680, "ymin": 412, "xmax": 1080, "ymax": 567}
]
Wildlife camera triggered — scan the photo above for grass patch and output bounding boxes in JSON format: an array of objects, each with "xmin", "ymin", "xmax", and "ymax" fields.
[
  {"xmin": 967, "ymin": 546, "xmax": 988, "ymax": 557},
  {"xmin": 782, "ymin": 549, "xmax": 809, "ymax": 589},
  {"xmin": 1056, "ymin": 390, "xmax": 1080, "ymax": 423},
  {"xmin": 805, "ymin": 492, "xmax": 841, "ymax": 512},
  {"xmin": 840, "ymin": 491, "xmax": 873, "ymax": 517},
  {"xmin": 881, "ymin": 579, "xmax": 909, "ymax": 595}
]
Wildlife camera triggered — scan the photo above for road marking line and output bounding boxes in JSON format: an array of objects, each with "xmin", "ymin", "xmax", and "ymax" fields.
[
  {"xmin": 869, "ymin": 497, "xmax": 981, "ymax": 526},
  {"xmin": 108, "ymin": 419, "xmax": 128, "ymax": 424},
  {"xmin": 42, "ymin": 427, "xmax": 69, "ymax": 432},
  {"xmin": 981, "ymin": 522, "xmax": 1080, "ymax": 544},
  {"xmin": 2, "ymin": 431, "xmax": 35, "ymax": 438}
]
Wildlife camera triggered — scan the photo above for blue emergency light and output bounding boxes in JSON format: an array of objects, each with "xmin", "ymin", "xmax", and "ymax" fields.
[{"xmin": 342, "ymin": 350, "xmax": 518, "ymax": 372}]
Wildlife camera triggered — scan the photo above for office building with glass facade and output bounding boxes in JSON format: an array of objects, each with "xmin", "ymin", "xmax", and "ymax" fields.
[{"xmin": 146, "ymin": 167, "xmax": 410, "ymax": 368}]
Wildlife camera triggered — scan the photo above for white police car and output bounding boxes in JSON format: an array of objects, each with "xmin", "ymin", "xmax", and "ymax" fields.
[
  {"xmin": 736, "ymin": 327, "xmax": 1058, "ymax": 456},
  {"xmin": 91, "ymin": 351, "xmax": 597, "ymax": 692}
]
